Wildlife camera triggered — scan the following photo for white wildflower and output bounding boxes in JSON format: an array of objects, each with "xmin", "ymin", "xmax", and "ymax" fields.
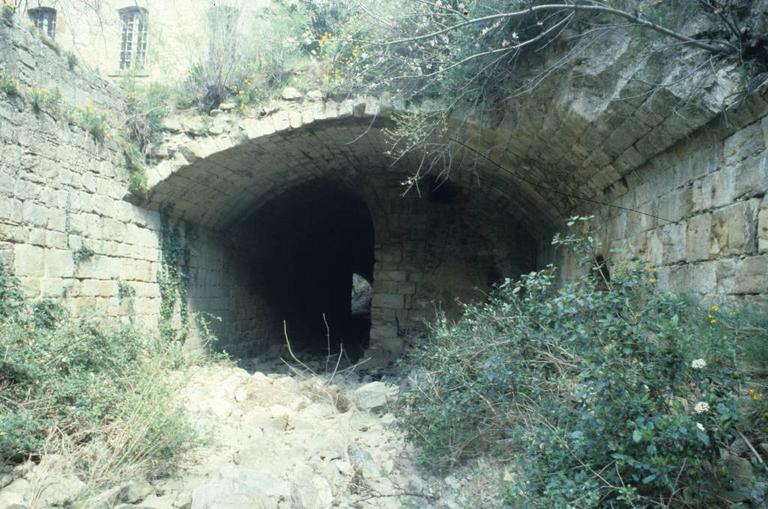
[
  {"xmin": 691, "ymin": 358, "xmax": 706, "ymax": 369},
  {"xmin": 694, "ymin": 401, "xmax": 710, "ymax": 414},
  {"xmin": 696, "ymin": 423, "xmax": 705, "ymax": 432}
]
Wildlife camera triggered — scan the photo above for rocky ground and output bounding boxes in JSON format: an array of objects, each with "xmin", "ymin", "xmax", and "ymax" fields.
[{"xmin": 0, "ymin": 357, "xmax": 498, "ymax": 509}]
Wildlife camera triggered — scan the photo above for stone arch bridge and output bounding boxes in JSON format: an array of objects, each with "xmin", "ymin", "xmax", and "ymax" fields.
[
  {"xmin": 2, "ymin": 20, "xmax": 766, "ymax": 362},
  {"xmin": 141, "ymin": 81, "xmax": 768, "ymax": 359}
]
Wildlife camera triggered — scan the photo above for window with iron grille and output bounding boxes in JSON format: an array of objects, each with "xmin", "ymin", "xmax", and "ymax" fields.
[
  {"xmin": 119, "ymin": 7, "xmax": 148, "ymax": 71},
  {"xmin": 28, "ymin": 7, "xmax": 57, "ymax": 39}
]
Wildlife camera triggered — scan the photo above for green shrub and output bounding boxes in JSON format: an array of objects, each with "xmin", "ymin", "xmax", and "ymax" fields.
[
  {"xmin": 27, "ymin": 85, "xmax": 62, "ymax": 116},
  {"xmin": 123, "ymin": 82, "xmax": 171, "ymax": 150},
  {"xmin": 178, "ymin": 2, "xmax": 311, "ymax": 112},
  {"xmin": 233, "ymin": 76, "xmax": 266, "ymax": 112},
  {"xmin": 29, "ymin": 85, "xmax": 47, "ymax": 113},
  {"xmin": 0, "ymin": 263, "xmax": 198, "ymax": 483},
  {"xmin": 0, "ymin": 263, "xmax": 24, "ymax": 320},
  {"xmin": 1, "ymin": 2, "xmax": 14, "ymax": 24},
  {"xmin": 124, "ymin": 142, "xmax": 144, "ymax": 171},
  {"xmin": 0, "ymin": 73, "xmax": 20, "ymax": 97},
  {"xmin": 77, "ymin": 104, "xmax": 107, "ymax": 142},
  {"xmin": 0, "ymin": 412, "xmax": 41, "ymax": 462},
  {"xmin": 398, "ymin": 219, "xmax": 768, "ymax": 507},
  {"xmin": 65, "ymin": 51, "xmax": 78, "ymax": 71},
  {"xmin": 128, "ymin": 170, "xmax": 148, "ymax": 197}
]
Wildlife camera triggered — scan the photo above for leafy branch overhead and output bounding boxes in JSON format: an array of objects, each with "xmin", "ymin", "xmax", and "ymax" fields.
[{"xmin": 309, "ymin": 0, "xmax": 767, "ymax": 179}]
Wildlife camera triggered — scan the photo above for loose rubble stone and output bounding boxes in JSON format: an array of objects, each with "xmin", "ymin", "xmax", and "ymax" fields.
[
  {"xmin": 33, "ymin": 475, "xmax": 85, "ymax": 507},
  {"xmin": 281, "ymin": 87, "xmax": 303, "ymax": 100},
  {"xmin": 354, "ymin": 382, "xmax": 398, "ymax": 411},
  {"xmin": 119, "ymin": 480, "xmax": 155, "ymax": 504},
  {"xmin": 290, "ymin": 465, "xmax": 334, "ymax": 509}
]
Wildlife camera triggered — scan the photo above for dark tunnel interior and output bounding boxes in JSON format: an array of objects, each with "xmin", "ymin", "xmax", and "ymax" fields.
[{"xmin": 239, "ymin": 179, "xmax": 375, "ymax": 359}]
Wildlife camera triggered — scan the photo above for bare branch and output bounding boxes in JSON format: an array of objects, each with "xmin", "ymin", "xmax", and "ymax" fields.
[{"xmin": 384, "ymin": 3, "xmax": 739, "ymax": 54}]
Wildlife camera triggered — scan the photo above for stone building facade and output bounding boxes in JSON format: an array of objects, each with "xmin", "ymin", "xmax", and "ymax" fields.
[
  {"xmin": 13, "ymin": 0, "xmax": 269, "ymax": 82},
  {"xmin": 1, "ymin": 18, "xmax": 766, "ymax": 360}
]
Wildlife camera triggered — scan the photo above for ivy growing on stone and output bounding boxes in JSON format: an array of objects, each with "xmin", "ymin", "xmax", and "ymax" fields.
[
  {"xmin": 158, "ymin": 206, "xmax": 191, "ymax": 343},
  {"xmin": 72, "ymin": 245, "xmax": 95, "ymax": 268}
]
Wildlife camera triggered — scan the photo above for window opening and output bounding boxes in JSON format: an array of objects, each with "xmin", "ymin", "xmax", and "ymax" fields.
[
  {"xmin": 28, "ymin": 7, "xmax": 56, "ymax": 39},
  {"xmin": 119, "ymin": 7, "xmax": 148, "ymax": 70}
]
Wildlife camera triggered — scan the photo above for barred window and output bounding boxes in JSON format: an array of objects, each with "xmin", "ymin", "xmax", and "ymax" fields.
[
  {"xmin": 119, "ymin": 7, "xmax": 148, "ymax": 71},
  {"xmin": 28, "ymin": 7, "xmax": 57, "ymax": 39}
]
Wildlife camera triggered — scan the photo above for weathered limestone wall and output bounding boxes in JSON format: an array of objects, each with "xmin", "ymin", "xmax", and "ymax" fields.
[
  {"xmin": 180, "ymin": 166, "xmax": 538, "ymax": 356},
  {"xmin": 15, "ymin": 0, "xmax": 271, "ymax": 84},
  {"xmin": 590, "ymin": 111, "xmax": 768, "ymax": 305},
  {"xmin": 142, "ymin": 103, "xmax": 543, "ymax": 354},
  {"xmin": 184, "ymin": 228, "xmax": 276, "ymax": 353},
  {"xmin": 0, "ymin": 18, "xmax": 120, "ymax": 109},
  {"xmin": 0, "ymin": 22, "xmax": 252, "ymax": 336},
  {"xmin": 365, "ymin": 173, "xmax": 536, "ymax": 348},
  {"xmin": 0, "ymin": 21, "xmax": 162, "ymax": 324},
  {"xmin": 142, "ymin": 84, "xmax": 768, "ymax": 355}
]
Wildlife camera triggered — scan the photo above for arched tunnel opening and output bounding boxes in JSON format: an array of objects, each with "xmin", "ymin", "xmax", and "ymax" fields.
[
  {"xmin": 236, "ymin": 179, "xmax": 375, "ymax": 360},
  {"xmin": 168, "ymin": 122, "xmax": 549, "ymax": 361}
]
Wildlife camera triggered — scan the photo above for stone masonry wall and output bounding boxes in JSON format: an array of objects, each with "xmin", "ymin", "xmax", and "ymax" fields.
[
  {"xmin": 0, "ymin": 21, "xmax": 252, "ymax": 337},
  {"xmin": 0, "ymin": 21, "xmax": 162, "ymax": 324},
  {"xmin": 365, "ymin": 173, "xmax": 537, "ymax": 350},
  {"xmin": 589, "ymin": 112, "xmax": 768, "ymax": 306}
]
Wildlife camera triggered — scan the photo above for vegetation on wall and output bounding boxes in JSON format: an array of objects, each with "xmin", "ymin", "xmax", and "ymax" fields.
[
  {"xmin": 158, "ymin": 208, "xmax": 191, "ymax": 344},
  {"xmin": 300, "ymin": 0, "xmax": 765, "ymax": 183},
  {"xmin": 1, "ymin": 1, "xmax": 14, "ymax": 25},
  {"xmin": 118, "ymin": 0, "xmax": 767, "ymax": 188},
  {"xmin": 72, "ymin": 244, "xmax": 95, "ymax": 268},
  {"xmin": 29, "ymin": 84, "xmax": 61, "ymax": 114},
  {"xmin": 176, "ymin": 1, "xmax": 320, "ymax": 112},
  {"xmin": 397, "ymin": 218, "xmax": 768, "ymax": 507},
  {"xmin": 0, "ymin": 264, "xmax": 197, "ymax": 484}
]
